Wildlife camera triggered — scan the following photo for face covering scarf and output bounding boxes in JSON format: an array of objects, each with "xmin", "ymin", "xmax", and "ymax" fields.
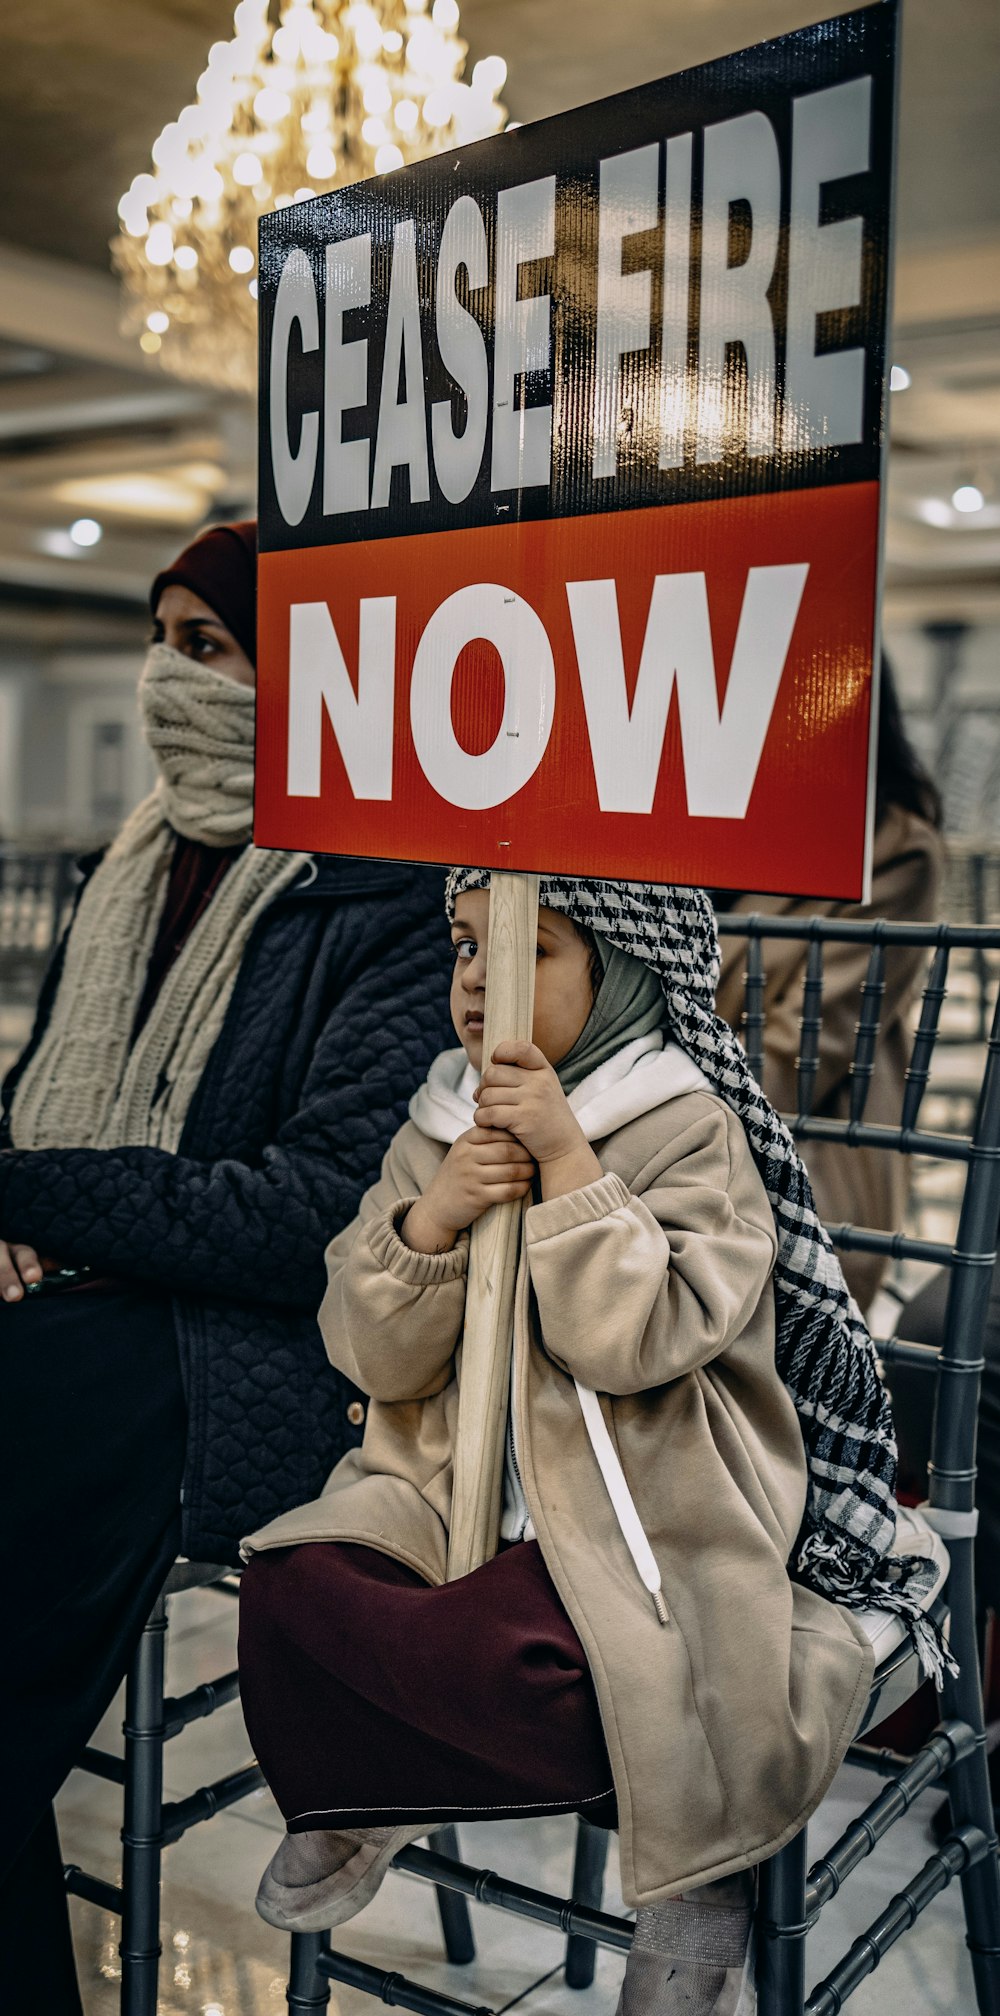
[
  {"xmin": 9, "ymin": 645, "xmax": 309, "ymax": 1155},
  {"xmin": 445, "ymin": 867, "xmax": 952, "ymax": 1682}
]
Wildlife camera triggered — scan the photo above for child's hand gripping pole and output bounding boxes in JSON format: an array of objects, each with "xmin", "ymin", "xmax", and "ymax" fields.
[{"xmin": 446, "ymin": 870, "xmax": 540, "ymax": 1582}]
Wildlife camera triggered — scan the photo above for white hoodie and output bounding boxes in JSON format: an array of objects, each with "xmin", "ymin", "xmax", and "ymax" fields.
[{"xmin": 409, "ymin": 1032, "xmax": 712, "ymax": 1614}]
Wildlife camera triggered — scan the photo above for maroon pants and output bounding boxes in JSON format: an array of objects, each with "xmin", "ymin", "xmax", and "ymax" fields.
[{"xmin": 239, "ymin": 1539, "xmax": 617, "ymax": 1832}]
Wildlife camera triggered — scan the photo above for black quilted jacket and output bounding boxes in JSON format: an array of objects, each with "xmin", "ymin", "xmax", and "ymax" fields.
[{"xmin": 0, "ymin": 853, "xmax": 454, "ymax": 1562}]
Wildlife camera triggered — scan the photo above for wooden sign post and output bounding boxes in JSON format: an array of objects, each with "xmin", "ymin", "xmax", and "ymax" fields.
[
  {"xmin": 256, "ymin": 4, "xmax": 898, "ymax": 1577},
  {"xmin": 447, "ymin": 870, "xmax": 540, "ymax": 1580}
]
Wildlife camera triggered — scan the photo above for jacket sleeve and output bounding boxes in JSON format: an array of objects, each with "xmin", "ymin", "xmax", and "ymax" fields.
[
  {"xmin": 0, "ymin": 912, "xmax": 450, "ymax": 1312},
  {"xmin": 525, "ymin": 1101, "xmax": 776, "ymax": 1395},
  {"xmin": 319, "ymin": 1130, "xmax": 468, "ymax": 1403},
  {"xmin": 720, "ymin": 818, "xmax": 945, "ymax": 1118}
]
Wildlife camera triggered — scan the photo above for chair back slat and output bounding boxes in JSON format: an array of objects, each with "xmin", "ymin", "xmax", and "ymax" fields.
[
  {"xmin": 848, "ymin": 939, "xmax": 887, "ymax": 1124},
  {"xmin": 714, "ymin": 910, "xmax": 1000, "ymax": 1548},
  {"xmin": 900, "ymin": 940, "xmax": 950, "ymax": 1132},
  {"xmin": 742, "ymin": 931, "xmax": 766, "ymax": 1086},
  {"xmin": 795, "ymin": 938, "xmax": 824, "ymax": 1117},
  {"xmin": 930, "ymin": 987, "xmax": 1000, "ymax": 1523}
]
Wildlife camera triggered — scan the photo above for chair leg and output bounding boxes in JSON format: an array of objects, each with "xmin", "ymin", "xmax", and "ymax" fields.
[
  {"xmin": 119, "ymin": 1592, "xmax": 168, "ymax": 2016},
  {"xmin": 756, "ymin": 1830, "xmax": 807, "ymax": 2016},
  {"xmin": 939, "ymin": 1535, "xmax": 1000, "ymax": 2016},
  {"xmin": 565, "ymin": 1820, "xmax": 610, "ymax": 1989},
  {"xmin": 431, "ymin": 1825, "xmax": 476, "ymax": 1965},
  {"xmin": 288, "ymin": 1930, "xmax": 331, "ymax": 2010}
]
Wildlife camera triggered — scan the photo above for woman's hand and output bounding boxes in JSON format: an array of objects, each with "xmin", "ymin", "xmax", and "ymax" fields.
[
  {"xmin": 475, "ymin": 1043, "xmax": 604, "ymax": 1200},
  {"xmin": 401, "ymin": 1126, "xmax": 537, "ymax": 1254},
  {"xmin": 0, "ymin": 1239, "xmax": 44, "ymax": 1303}
]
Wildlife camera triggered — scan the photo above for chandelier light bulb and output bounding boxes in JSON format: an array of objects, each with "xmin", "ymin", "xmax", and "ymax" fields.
[
  {"xmin": 363, "ymin": 77, "xmax": 392, "ymax": 114},
  {"xmin": 145, "ymin": 222, "xmax": 174, "ymax": 265},
  {"xmin": 232, "ymin": 150, "xmax": 264, "ymax": 186},
  {"xmin": 472, "ymin": 55, "xmax": 507, "ymax": 95},
  {"xmin": 146, "ymin": 310, "xmax": 170, "ymax": 332},
  {"xmin": 114, "ymin": 0, "xmax": 509, "ymax": 390},
  {"xmin": 306, "ymin": 142, "xmax": 338, "ymax": 178},
  {"xmin": 374, "ymin": 142, "xmax": 405, "ymax": 173},
  {"xmin": 254, "ymin": 85, "xmax": 292, "ymax": 123},
  {"xmin": 952, "ymin": 483, "xmax": 985, "ymax": 514},
  {"xmin": 889, "ymin": 364, "xmax": 911, "ymax": 392},
  {"xmin": 422, "ymin": 87, "xmax": 451, "ymax": 127}
]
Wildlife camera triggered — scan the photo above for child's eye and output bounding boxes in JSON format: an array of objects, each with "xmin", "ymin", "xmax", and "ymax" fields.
[{"xmin": 453, "ymin": 937, "xmax": 477, "ymax": 962}]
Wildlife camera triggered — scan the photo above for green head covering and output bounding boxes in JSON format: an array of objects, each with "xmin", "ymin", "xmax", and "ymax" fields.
[{"xmin": 555, "ymin": 931, "xmax": 669, "ymax": 1095}]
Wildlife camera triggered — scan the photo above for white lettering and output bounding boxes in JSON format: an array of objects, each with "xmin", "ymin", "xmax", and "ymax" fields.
[
  {"xmin": 566, "ymin": 563, "xmax": 808, "ymax": 817},
  {"xmin": 270, "ymin": 248, "xmax": 319, "ymax": 527},
  {"xmin": 432, "ymin": 196, "xmax": 490, "ymax": 505},
  {"xmin": 491, "ymin": 177, "xmax": 556, "ymax": 492},
  {"xmin": 786, "ymin": 77, "xmax": 871, "ymax": 450},
  {"xmin": 592, "ymin": 144, "xmax": 659, "ymax": 480},
  {"xmin": 371, "ymin": 219, "xmax": 431, "ymax": 509},
  {"xmin": 409, "ymin": 584, "xmax": 555, "ymax": 809},
  {"xmin": 696, "ymin": 112, "xmax": 781, "ymax": 464},
  {"xmin": 323, "ymin": 234, "xmax": 372, "ymax": 515},
  {"xmin": 659, "ymin": 132, "xmax": 693, "ymax": 470},
  {"xmin": 287, "ymin": 599, "xmax": 396, "ymax": 799}
]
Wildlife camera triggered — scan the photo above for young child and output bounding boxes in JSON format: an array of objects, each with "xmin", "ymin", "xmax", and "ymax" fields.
[{"xmin": 239, "ymin": 874, "xmax": 936, "ymax": 2016}]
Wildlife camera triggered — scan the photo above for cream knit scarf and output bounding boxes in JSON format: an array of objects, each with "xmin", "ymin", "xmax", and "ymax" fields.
[{"xmin": 9, "ymin": 645, "xmax": 308, "ymax": 1153}]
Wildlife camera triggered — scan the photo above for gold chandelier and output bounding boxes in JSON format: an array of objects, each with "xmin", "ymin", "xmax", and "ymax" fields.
[{"xmin": 113, "ymin": 0, "xmax": 509, "ymax": 392}]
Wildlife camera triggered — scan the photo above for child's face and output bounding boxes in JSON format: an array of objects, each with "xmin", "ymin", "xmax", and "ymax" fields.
[{"xmin": 450, "ymin": 890, "xmax": 596, "ymax": 1074}]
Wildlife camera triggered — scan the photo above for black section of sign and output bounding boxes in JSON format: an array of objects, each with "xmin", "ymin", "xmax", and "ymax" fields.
[{"xmin": 259, "ymin": 3, "xmax": 895, "ymax": 553}]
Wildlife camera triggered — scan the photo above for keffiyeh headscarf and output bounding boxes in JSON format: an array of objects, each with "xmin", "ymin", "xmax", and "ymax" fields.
[{"xmin": 446, "ymin": 868, "xmax": 952, "ymax": 1680}]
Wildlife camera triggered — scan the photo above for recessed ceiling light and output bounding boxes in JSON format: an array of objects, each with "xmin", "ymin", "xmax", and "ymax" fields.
[
  {"xmin": 889, "ymin": 364, "xmax": 910, "ymax": 392},
  {"xmin": 952, "ymin": 483, "xmax": 985, "ymax": 514},
  {"xmin": 69, "ymin": 517, "xmax": 102, "ymax": 548}
]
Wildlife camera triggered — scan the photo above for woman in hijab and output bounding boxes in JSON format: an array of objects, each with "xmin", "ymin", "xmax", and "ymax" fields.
[{"xmin": 0, "ymin": 521, "xmax": 453, "ymax": 2011}]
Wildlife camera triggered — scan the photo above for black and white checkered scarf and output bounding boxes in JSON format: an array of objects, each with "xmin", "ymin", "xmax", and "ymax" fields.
[{"xmin": 446, "ymin": 868, "xmax": 953, "ymax": 1681}]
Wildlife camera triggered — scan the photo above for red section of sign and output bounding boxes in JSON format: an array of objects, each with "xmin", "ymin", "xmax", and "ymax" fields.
[{"xmin": 255, "ymin": 482, "xmax": 879, "ymax": 899}]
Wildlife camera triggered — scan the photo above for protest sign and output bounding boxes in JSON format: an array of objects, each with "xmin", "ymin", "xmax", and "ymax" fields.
[
  {"xmin": 256, "ymin": 2, "xmax": 899, "ymax": 1572},
  {"xmin": 257, "ymin": 1, "xmax": 897, "ymax": 902}
]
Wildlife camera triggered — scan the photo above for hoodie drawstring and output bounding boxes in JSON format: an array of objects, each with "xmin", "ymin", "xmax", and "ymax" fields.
[{"xmin": 573, "ymin": 1381, "xmax": 669, "ymax": 1625}]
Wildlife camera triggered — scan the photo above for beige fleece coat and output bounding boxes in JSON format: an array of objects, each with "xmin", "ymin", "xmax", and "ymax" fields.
[
  {"xmin": 715, "ymin": 806, "xmax": 945, "ymax": 1312},
  {"xmin": 244, "ymin": 1087, "xmax": 873, "ymax": 1906}
]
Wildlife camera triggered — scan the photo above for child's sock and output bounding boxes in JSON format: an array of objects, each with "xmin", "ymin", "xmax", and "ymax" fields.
[{"xmin": 616, "ymin": 1872, "xmax": 755, "ymax": 2016}]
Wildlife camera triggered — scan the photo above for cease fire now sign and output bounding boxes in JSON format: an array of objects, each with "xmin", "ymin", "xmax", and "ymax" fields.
[{"xmin": 255, "ymin": 2, "xmax": 897, "ymax": 899}]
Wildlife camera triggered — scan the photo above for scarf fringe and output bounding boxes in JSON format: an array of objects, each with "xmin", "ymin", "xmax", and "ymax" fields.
[{"xmin": 797, "ymin": 1531, "xmax": 959, "ymax": 1686}]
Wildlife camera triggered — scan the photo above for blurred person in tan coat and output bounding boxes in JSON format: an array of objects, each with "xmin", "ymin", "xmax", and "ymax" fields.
[{"xmin": 714, "ymin": 666, "xmax": 944, "ymax": 1312}]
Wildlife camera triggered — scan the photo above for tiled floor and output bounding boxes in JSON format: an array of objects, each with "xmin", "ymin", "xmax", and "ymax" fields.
[{"xmin": 57, "ymin": 1585, "xmax": 980, "ymax": 2016}]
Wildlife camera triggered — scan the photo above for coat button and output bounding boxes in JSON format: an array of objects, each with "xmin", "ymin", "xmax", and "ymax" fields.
[{"xmin": 347, "ymin": 1400, "xmax": 365, "ymax": 1427}]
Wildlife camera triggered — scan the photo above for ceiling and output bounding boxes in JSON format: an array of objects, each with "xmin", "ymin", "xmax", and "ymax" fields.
[{"xmin": 1, "ymin": 0, "xmax": 998, "ymax": 630}]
